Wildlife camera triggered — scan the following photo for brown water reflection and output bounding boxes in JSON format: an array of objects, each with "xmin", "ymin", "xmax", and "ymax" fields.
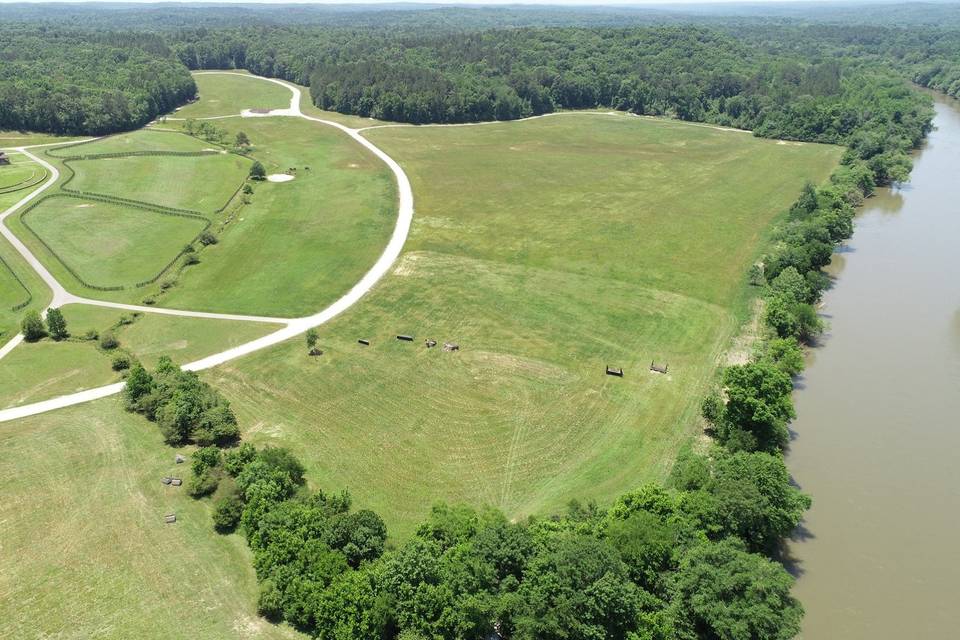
[{"xmin": 787, "ymin": 94, "xmax": 960, "ymax": 638}]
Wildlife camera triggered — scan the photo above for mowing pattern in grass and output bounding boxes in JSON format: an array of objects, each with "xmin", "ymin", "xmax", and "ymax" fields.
[
  {"xmin": 0, "ymin": 184, "xmax": 52, "ymax": 346},
  {"xmin": 174, "ymin": 72, "xmax": 292, "ymax": 119},
  {"xmin": 22, "ymin": 195, "xmax": 209, "ymax": 290},
  {"xmin": 0, "ymin": 399, "xmax": 297, "ymax": 640},
  {"xmin": 46, "ymin": 129, "xmax": 208, "ymax": 156},
  {"xmin": 209, "ymin": 113, "xmax": 842, "ymax": 536},
  {"xmin": 0, "ymin": 339, "xmax": 117, "ymax": 409},
  {"xmin": 0, "ymin": 157, "xmax": 47, "ymax": 195}
]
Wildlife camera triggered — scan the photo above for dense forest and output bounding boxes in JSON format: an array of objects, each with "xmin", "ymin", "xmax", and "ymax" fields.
[{"xmin": 0, "ymin": 28, "xmax": 195, "ymax": 134}]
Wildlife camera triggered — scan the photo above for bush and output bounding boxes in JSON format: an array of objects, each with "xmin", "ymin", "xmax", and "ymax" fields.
[
  {"xmin": 187, "ymin": 468, "xmax": 220, "ymax": 498},
  {"xmin": 213, "ymin": 493, "xmax": 244, "ymax": 533},
  {"xmin": 20, "ymin": 310, "xmax": 45, "ymax": 342},
  {"xmin": 199, "ymin": 231, "xmax": 218, "ymax": 246},
  {"xmin": 183, "ymin": 253, "xmax": 200, "ymax": 266},
  {"xmin": 249, "ymin": 161, "xmax": 266, "ymax": 180},
  {"xmin": 242, "ymin": 183, "xmax": 254, "ymax": 195},
  {"xmin": 99, "ymin": 331, "xmax": 119, "ymax": 350},
  {"xmin": 82, "ymin": 329, "xmax": 99, "ymax": 341},
  {"xmin": 111, "ymin": 354, "xmax": 131, "ymax": 371}
]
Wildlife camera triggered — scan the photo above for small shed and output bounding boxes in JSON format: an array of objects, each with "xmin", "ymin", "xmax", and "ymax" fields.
[
  {"xmin": 443, "ymin": 342, "xmax": 460, "ymax": 352},
  {"xmin": 161, "ymin": 476, "xmax": 173, "ymax": 485},
  {"xmin": 397, "ymin": 334, "xmax": 414, "ymax": 342},
  {"xmin": 0, "ymin": 151, "xmax": 9, "ymax": 166},
  {"xmin": 170, "ymin": 478, "xmax": 183, "ymax": 487},
  {"xmin": 174, "ymin": 454, "xmax": 185, "ymax": 464},
  {"xmin": 425, "ymin": 339, "xmax": 437, "ymax": 348},
  {"xmin": 164, "ymin": 514, "xmax": 177, "ymax": 524},
  {"xmin": 606, "ymin": 366, "xmax": 624, "ymax": 377}
]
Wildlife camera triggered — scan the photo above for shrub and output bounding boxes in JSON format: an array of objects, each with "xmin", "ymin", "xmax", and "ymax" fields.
[
  {"xmin": 111, "ymin": 354, "xmax": 131, "ymax": 371},
  {"xmin": 213, "ymin": 493, "xmax": 244, "ymax": 533},
  {"xmin": 82, "ymin": 329, "xmax": 99, "ymax": 341},
  {"xmin": 242, "ymin": 183, "xmax": 253, "ymax": 195},
  {"xmin": 249, "ymin": 161, "xmax": 266, "ymax": 180},
  {"xmin": 187, "ymin": 468, "xmax": 219, "ymax": 498},
  {"xmin": 183, "ymin": 253, "xmax": 200, "ymax": 266},
  {"xmin": 159, "ymin": 279, "xmax": 176, "ymax": 291},
  {"xmin": 199, "ymin": 231, "xmax": 218, "ymax": 246},
  {"xmin": 21, "ymin": 310, "xmax": 45, "ymax": 342},
  {"xmin": 99, "ymin": 331, "xmax": 119, "ymax": 350},
  {"xmin": 306, "ymin": 328, "xmax": 319, "ymax": 349}
]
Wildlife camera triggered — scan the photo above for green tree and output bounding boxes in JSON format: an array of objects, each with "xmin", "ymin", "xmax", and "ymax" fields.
[
  {"xmin": 249, "ymin": 160, "xmax": 266, "ymax": 180},
  {"xmin": 20, "ymin": 310, "xmax": 45, "ymax": 341},
  {"xmin": 213, "ymin": 493, "xmax": 244, "ymax": 532},
  {"xmin": 762, "ymin": 337, "xmax": 805, "ymax": 376},
  {"xmin": 235, "ymin": 130, "xmax": 251, "ymax": 147},
  {"xmin": 45, "ymin": 307, "xmax": 68, "ymax": 340},
  {"xmin": 670, "ymin": 539, "xmax": 803, "ymax": 640},
  {"xmin": 720, "ymin": 362, "xmax": 795, "ymax": 453}
]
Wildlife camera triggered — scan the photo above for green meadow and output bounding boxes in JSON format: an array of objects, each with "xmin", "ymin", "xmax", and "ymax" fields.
[
  {"xmin": 0, "ymin": 187, "xmax": 52, "ymax": 347},
  {"xmin": 173, "ymin": 72, "xmax": 292, "ymax": 119},
  {"xmin": 22, "ymin": 197, "xmax": 208, "ymax": 289},
  {"xmin": 207, "ymin": 113, "xmax": 841, "ymax": 535},
  {"xmin": 0, "ymin": 399, "xmax": 298, "ymax": 640}
]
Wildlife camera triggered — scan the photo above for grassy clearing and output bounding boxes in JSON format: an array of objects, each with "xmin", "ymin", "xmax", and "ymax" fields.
[
  {"xmin": 207, "ymin": 113, "xmax": 841, "ymax": 536},
  {"xmin": 155, "ymin": 116, "xmax": 396, "ymax": 316},
  {"xmin": 173, "ymin": 73, "xmax": 292, "ymax": 119},
  {"xmin": 0, "ymin": 339, "xmax": 116, "ymax": 409},
  {"xmin": 0, "ymin": 154, "xmax": 46, "ymax": 192},
  {"xmin": 60, "ymin": 304, "xmax": 280, "ymax": 368},
  {"xmin": 0, "ymin": 398, "xmax": 300, "ymax": 640},
  {"xmin": 22, "ymin": 197, "xmax": 208, "ymax": 289},
  {"xmin": 67, "ymin": 152, "xmax": 249, "ymax": 213}
]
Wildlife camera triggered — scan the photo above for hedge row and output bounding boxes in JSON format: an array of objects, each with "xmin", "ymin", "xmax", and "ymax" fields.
[
  {"xmin": 19, "ymin": 193, "xmax": 211, "ymax": 292},
  {"xmin": 0, "ymin": 254, "xmax": 32, "ymax": 311}
]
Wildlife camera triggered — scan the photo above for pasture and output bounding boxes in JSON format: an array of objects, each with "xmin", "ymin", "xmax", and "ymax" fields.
[
  {"xmin": 22, "ymin": 196, "xmax": 208, "ymax": 289},
  {"xmin": 60, "ymin": 135, "xmax": 250, "ymax": 213},
  {"xmin": 208, "ymin": 113, "xmax": 841, "ymax": 535},
  {"xmin": 0, "ymin": 186, "xmax": 52, "ymax": 347},
  {"xmin": 173, "ymin": 72, "xmax": 292, "ymax": 119},
  {"xmin": 0, "ymin": 399, "xmax": 298, "ymax": 640}
]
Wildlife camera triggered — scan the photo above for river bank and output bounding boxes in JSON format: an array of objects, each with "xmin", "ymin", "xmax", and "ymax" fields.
[{"xmin": 787, "ymin": 93, "xmax": 960, "ymax": 638}]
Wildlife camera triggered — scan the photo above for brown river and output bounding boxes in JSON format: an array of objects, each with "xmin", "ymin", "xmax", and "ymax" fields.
[{"xmin": 787, "ymin": 92, "xmax": 960, "ymax": 638}]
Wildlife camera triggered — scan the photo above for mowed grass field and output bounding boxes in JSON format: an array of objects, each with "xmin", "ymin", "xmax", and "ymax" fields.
[
  {"xmin": 0, "ymin": 305, "xmax": 280, "ymax": 409},
  {"xmin": 0, "ymin": 399, "xmax": 300, "ymax": 640},
  {"xmin": 23, "ymin": 197, "xmax": 208, "ymax": 288},
  {"xmin": 157, "ymin": 116, "xmax": 396, "ymax": 316},
  {"xmin": 64, "ymin": 134, "xmax": 250, "ymax": 213},
  {"xmin": 206, "ymin": 113, "xmax": 841, "ymax": 536},
  {"xmin": 173, "ymin": 72, "xmax": 292, "ymax": 119}
]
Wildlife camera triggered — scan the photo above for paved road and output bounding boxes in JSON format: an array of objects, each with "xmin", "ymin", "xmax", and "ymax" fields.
[{"xmin": 0, "ymin": 73, "xmax": 414, "ymax": 423}]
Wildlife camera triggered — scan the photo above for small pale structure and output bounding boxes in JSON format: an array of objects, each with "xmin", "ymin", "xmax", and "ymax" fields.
[
  {"xmin": 358, "ymin": 339, "xmax": 370, "ymax": 346},
  {"xmin": 606, "ymin": 366, "xmax": 624, "ymax": 377},
  {"xmin": 164, "ymin": 514, "xmax": 177, "ymax": 524},
  {"xmin": 174, "ymin": 454, "xmax": 185, "ymax": 464},
  {"xmin": 443, "ymin": 342, "xmax": 460, "ymax": 352},
  {"xmin": 161, "ymin": 476, "xmax": 173, "ymax": 485},
  {"xmin": 397, "ymin": 335, "xmax": 414, "ymax": 342},
  {"xmin": 170, "ymin": 478, "xmax": 183, "ymax": 487},
  {"xmin": 425, "ymin": 339, "xmax": 437, "ymax": 348},
  {"xmin": 650, "ymin": 361, "xmax": 669, "ymax": 374}
]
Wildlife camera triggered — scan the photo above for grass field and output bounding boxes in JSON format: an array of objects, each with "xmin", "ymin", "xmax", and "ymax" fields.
[
  {"xmin": 60, "ymin": 304, "xmax": 280, "ymax": 367},
  {"xmin": 0, "ymin": 130, "xmax": 84, "ymax": 148},
  {"xmin": 0, "ymin": 185, "xmax": 52, "ymax": 348},
  {"xmin": 47, "ymin": 130, "xmax": 204, "ymax": 156},
  {"xmin": 204, "ymin": 113, "xmax": 841, "ymax": 536},
  {"xmin": 0, "ymin": 398, "xmax": 300, "ymax": 640},
  {"xmin": 0, "ymin": 305, "xmax": 280, "ymax": 409},
  {"xmin": 173, "ymin": 73, "xmax": 292, "ymax": 119},
  {"xmin": 0, "ymin": 154, "xmax": 46, "ymax": 193},
  {"xmin": 62, "ymin": 137, "xmax": 250, "ymax": 213},
  {"xmin": 155, "ymin": 116, "xmax": 396, "ymax": 316},
  {"xmin": 23, "ymin": 197, "xmax": 208, "ymax": 289}
]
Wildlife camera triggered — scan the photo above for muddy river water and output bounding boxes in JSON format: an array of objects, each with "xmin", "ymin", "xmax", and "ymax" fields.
[{"xmin": 786, "ymin": 93, "xmax": 960, "ymax": 638}]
